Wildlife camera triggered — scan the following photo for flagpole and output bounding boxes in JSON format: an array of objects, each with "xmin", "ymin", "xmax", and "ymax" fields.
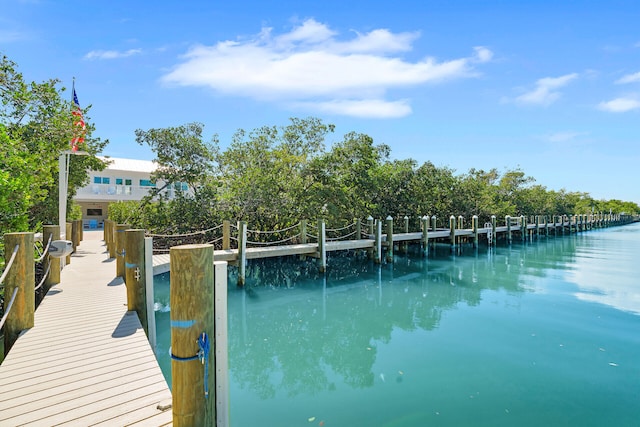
[{"xmin": 59, "ymin": 78, "xmax": 75, "ymax": 240}]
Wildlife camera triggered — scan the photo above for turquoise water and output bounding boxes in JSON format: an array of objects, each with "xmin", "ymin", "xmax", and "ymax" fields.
[{"xmin": 154, "ymin": 223, "xmax": 640, "ymax": 427}]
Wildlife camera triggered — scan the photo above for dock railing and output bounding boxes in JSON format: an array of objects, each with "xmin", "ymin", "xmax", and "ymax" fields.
[{"xmin": 1, "ymin": 226, "xmax": 66, "ymax": 359}]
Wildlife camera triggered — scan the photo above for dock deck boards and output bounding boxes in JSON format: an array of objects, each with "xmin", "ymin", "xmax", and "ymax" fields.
[{"xmin": 0, "ymin": 232, "xmax": 172, "ymax": 427}]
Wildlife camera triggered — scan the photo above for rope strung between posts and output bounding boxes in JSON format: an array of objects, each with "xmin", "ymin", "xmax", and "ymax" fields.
[
  {"xmin": 326, "ymin": 229, "xmax": 358, "ymax": 241},
  {"xmin": 0, "ymin": 287, "xmax": 19, "ymax": 331},
  {"xmin": 35, "ymin": 235, "xmax": 53, "ymax": 263},
  {"xmin": 34, "ymin": 261, "xmax": 52, "ymax": 291},
  {"xmin": 246, "ymin": 234, "xmax": 301, "ymax": 246},
  {"xmin": 0, "ymin": 244, "xmax": 19, "ymax": 286},
  {"xmin": 325, "ymin": 222, "xmax": 356, "ymax": 233},
  {"xmin": 247, "ymin": 222, "xmax": 301, "ymax": 235},
  {"xmin": 146, "ymin": 224, "xmax": 223, "ymax": 238},
  {"xmin": 170, "ymin": 332, "xmax": 211, "ymax": 398}
]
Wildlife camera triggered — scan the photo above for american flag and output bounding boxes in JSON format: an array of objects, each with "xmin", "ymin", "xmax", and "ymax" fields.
[{"xmin": 70, "ymin": 88, "xmax": 86, "ymax": 152}]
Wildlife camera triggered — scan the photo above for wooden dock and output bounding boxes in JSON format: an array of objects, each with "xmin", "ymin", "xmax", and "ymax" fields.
[
  {"xmin": 151, "ymin": 214, "xmax": 635, "ymax": 276},
  {"xmin": 0, "ymin": 231, "xmax": 172, "ymax": 426}
]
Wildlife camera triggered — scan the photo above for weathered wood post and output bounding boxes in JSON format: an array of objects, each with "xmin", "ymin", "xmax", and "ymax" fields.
[
  {"xmin": 115, "ymin": 223, "xmax": 131, "ymax": 279},
  {"xmin": 125, "ymin": 229, "xmax": 147, "ymax": 334},
  {"xmin": 431, "ymin": 215, "xmax": 437, "ymax": 232},
  {"xmin": 71, "ymin": 219, "xmax": 81, "ymax": 250},
  {"xmin": 544, "ymin": 215, "xmax": 549, "ymax": 236},
  {"xmin": 535, "ymin": 215, "xmax": 541, "ymax": 238},
  {"xmin": 237, "ymin": 221, "xmax": 247, "ymax": 286},
  {"xmin": 506, "ymin": 215, "xmax": 512, "ymax": 244},
  {"xmin": 449, "ymin": 215, "xmax": 456, "ymax": 251},
  {"xmin": 421, "ymin": 215, "xmax": 429, "ymax": 255},
  {"xmin": 107, "ymin": 220, "xmax": 117, "ymax": 258},
  {"xmin": 65, "ymin": 222, "xmax": 72, "ymax": 264},
  {"xmin": 366, "ymin": 216, "xmax": 374, "ymax": 259},
  {"xmin": 374, "ymin": 219, "xmax": 382, "ymax": 264},
  {"xmin": 491, "ymin": 215, "xmax": 497, "ymax": 246},
  {"xmin": 457, "ymin": 216, "xmax": 464, "ymax": 246},
  {"xmin": 472, "ymin": 215, "xmax": 479, "ymax": 248},
  {"xmin": 385, "ymin": 216, "xmax": 394, "ymax": 263},
  {"xmin": 400, "ymin": 216, "xmax": 409, "ymax": 253},
  {"xmin": 43, "ymin": 225, "xmax": 61, "ymax": 286},
  {"xmin": 104, "ymin": 219, "xmax": 110, "ymax": 252},
  {"xmin": 356, "ymin": 218, "xmax": 362, "ymax": 240},
  {"xmin": 299, "ymin": 220, "xmax": 308, "ymax": 261},
  {"xmin": 222, "ymin": 220, "xmax": 230, "ymax": 250},
  {"xmin": 318, "ymin": 219, "xmax": 327, "ymax": 273},
  {"xmin": 520, "ymin": 215, "xmax": 527, "ymax": 242},
  {"xmin": 3, "ymin": 232, "xmax": 34, "ymax": 356},
  {"xmin": 170, "ymin": 244, "xmax": 215, "ymax": 426}
]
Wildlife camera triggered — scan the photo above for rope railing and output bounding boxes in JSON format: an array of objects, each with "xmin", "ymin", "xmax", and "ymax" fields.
[
  {"xmin": 34, "ymin": 261, "xmax": 51, "ymax": 292},
  {"xmin": 325, "ymin": 222, "xmax": 356, "ymax": 233},
  {"xmin": 246, "ymin": 222, "xmax": 301, "ymax": 235},
  {"xmin": 326, "ymin": 229, "xmax": 358, "ymax": 241},
  {"xmin": 146, "ymin": 224, "xmax": 223, "ymax": 238},
  {"xmin": 246, "ymin": 234, "xmax": 302, "ymax": 247},
  {"xmin": 0, "ymin": 287, "xmax": 19, "ymax": 331},
  {"xmin": 0, "ymin": 244, "xmax": 20, "ymax": 287},
  {"xmin": 35, "ymin": 234, "xmax": 53, "ymax": 263}
]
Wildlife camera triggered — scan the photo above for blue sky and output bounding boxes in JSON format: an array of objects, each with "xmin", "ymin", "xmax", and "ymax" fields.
[{"xmin": 1, "ymin": 0, "xmax": 639, "ymax": 204}]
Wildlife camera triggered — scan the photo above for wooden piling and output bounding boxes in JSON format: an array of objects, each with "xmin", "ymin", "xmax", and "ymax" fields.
[
  {"xmin": 237, "ymin": 221, "xmax": 247, "ymax": 286},
  {"xmin": 115, "ymin": 223, "xmax": 131, "ymax": 279},
  {"xmin": 65, "ymin": 222, "xmax": 72, "ymax": 264},
  {"xmin": 520, "ymin": 216, "xmax": 526, "ymax": 241},
  {"xmin": 3, "ymin": 232, "xmax": 35, "ymax": 356},
  {"xmin": 472, "ymin": 215, "xmax": 478, "ymax": 248},
  {"xmin": 506, "ymin": 215, "xmax": 512, "ymax": 244},
  {"xmin": 449, "ymin": 215, "xmax": 456, "ymax": 250},
  {"xmin": 431, "ymin": 215, "xmax": 437, "ymax": 232},
  {"xmin": 299, "ymin": 220, "xmax": 307, "ymax": 261},
  {"xmin": 106, "ymin": 220, "xmax": 116, "ymax": 258},
  {"xmin": 385, "ymin": 216, "xmax": 394, "ymax": 263},
  {"xmin": 222, "ymin": 220, "xmax": 230, "ymax": 250},
  {"xmin": 71, "ymin": 219, "xmax": 81, "ymax": 251},
  {"xmin": 421, "ymin": 215, "xmax": 429, "ymax": 255},
  {"xmin": 42, "ymin": 225, "xmax": 61, "ymax": 286},
  {"xmin": 491, "ymin": 215, "xmax": 497, "ymax": 245},
  {"xmin": 125, "ymin": 229, "xmax": 147, "ymax": 334},
  {"xmin": 318, "ymin": 219, "xmax": 327, "ymax": 273},
  {"xmin": 170, "ymin": 244, "xmax": 215, "ymax": 427},
  {"xmin": 374, "ymin": 220, "xmax": 382, "ymax": 264}
]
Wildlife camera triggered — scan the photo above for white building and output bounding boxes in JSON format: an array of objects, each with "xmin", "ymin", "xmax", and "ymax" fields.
[{"xmin": 74, "ymin": 157, "xmax": 187, "ymax": 229}]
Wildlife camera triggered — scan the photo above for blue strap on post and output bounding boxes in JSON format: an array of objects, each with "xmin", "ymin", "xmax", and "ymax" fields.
[{"xmin": 170, "ymin": 332, "xmax": 210, "ymax": 398}]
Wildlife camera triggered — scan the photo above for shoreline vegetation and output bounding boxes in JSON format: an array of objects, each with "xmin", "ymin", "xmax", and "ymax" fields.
[{"xmin": 1, "ymin": 52, "xmax": 639, "ymax": 258}]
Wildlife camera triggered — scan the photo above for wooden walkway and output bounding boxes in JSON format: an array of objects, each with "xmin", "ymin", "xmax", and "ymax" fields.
[{"xmin": 0, "ymin": 232, "xmax": 172, "ymax": 426}]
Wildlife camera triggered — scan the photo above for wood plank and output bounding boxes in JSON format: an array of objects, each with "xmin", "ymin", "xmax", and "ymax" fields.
[{"xmin": 0, "ymin": 235, "xmax": 171, "ymax": 426}]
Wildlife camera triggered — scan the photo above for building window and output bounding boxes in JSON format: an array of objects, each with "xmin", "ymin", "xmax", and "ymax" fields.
[
  {"xmin": 94, "ymin": 176, "xmax": 111, "ymax": 184},
  {"xmin": 87, "ymin": 208, "xmax": 103, "ymax": 216},
  {"xmin": 115, "ymin": 178, "xmax": 123, "ymax": 185},
  {"xmin": 140, "ymin": 179, "xmax": 156, "ymax": 187},
  {"xmin": 125, "ymin": 179, "xmax": 132, "ymax": 186}
]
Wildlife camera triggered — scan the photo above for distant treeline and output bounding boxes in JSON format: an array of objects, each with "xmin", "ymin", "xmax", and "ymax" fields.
[{"xmin": 108, "ymin": 118, "xmax": 640, "ymax": 233}]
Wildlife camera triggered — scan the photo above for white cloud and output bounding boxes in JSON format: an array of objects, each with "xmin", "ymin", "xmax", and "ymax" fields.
[
  {"xmin": 598, "ymin": 97, "xmax": 640, "ymax": 112},
  {"xmin": 547, "ymin": 131, "xmax": 587, "ymax": 143},
  {"xmin": 616, "ymin": 72, "xmax": 640, "ymax": 84},
  {"xmin": 161, "ymin": 19, "xmax": 492, "ymax": 118},
  {"xmin": 515, "ymin": 73, "xmax": 578, "ymax": 106},
  {"xmin": 84, "ymin": 48, "xmax": 142, "ymax": 60},
  {"xmin": 294, "ymin": 98, "xmax": 412, "ymax": 118}
]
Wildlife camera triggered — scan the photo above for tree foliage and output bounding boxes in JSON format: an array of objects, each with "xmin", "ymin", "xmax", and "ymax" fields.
[
  {"xmin": 125, "ymin": 117, "xmax": 639, "ymax": 234},
  {"xmin": 0, "ymin": 53, "xmax": 107, "ymax": 237}
]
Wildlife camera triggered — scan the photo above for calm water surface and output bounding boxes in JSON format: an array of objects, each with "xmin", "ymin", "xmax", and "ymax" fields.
[{"xmin": 154, "ymin": 223, "xmax": 640, "ymax": 427}]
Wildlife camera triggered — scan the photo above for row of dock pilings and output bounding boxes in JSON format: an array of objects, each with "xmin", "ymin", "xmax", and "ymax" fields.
[
  {"xmin": 103, "ymin": 219, "xmax": 229, "ymax": 426},
  {"xmin": 1, "ymin": 223, "xmax": 78, "ymax": 358}
]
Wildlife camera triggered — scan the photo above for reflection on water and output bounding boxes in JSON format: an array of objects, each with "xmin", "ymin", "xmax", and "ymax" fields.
[{"xmin": 154, "ymin": 223, "xmax": 640, "ymax": 427}]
